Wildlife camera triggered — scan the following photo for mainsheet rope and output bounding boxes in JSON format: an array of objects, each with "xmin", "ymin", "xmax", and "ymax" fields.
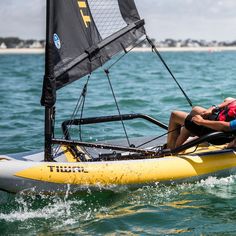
[
  {"xmin": 104, "ymin": 69, "xmax": 131, "ymax": 147},
  {"xmin": 96, "ymin": 38, "xmax": 149, "ymax": 148}
]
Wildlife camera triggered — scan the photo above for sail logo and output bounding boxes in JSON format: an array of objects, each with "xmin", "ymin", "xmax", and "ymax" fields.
[
  {"xmin": 77, "ymin": 1, "xmax": 91, "ymax": 28},
  {"xmin": 53, "ymin": 33, "xmax": 61, "ymax": 49}
]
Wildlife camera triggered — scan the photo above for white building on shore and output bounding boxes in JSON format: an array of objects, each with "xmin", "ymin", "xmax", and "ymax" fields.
[
  {"xmin": 0, "ymin": 42, "xmax": 7, "ymax": 49},
  {"xmin": 29, "ymin": 41, "xmax": 43, "ymax": 49}
]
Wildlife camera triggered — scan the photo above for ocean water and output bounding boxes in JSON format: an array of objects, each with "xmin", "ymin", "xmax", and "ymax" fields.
[{"xmin": 0, "ymin": 50, "xmax": 236, "ymax": 235}]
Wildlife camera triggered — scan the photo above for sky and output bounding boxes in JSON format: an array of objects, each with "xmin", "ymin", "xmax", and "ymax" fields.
[{"xmin": 0, "ymin": 0, "xmax": 236, "ymax": 41}]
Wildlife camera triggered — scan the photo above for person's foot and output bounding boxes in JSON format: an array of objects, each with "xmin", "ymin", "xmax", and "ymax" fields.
[{"xmin": 226, "ymin": 139, "xmax": 236, "ymax": 149}]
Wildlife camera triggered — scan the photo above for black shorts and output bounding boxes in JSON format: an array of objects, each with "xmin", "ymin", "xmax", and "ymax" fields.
[
  {"xmin": 185, "ymin": 115, "xmax": 215, "ymax": 137},
  {"xmin": 184, "ymin": 114, "xmax": 233, "ymax": 145}
]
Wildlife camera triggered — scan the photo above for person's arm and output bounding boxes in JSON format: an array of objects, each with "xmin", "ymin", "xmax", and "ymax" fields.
[
  {"xmin": 201, "ymin": 99, "xmax": 236, "ymax": 118},
  {"xmin": 214, "ymin": 99, "xmax": 236, "ymax": 110},
  {"xmin": 192, "ymin": 115, "xmax": 231, "ymax": 132}
]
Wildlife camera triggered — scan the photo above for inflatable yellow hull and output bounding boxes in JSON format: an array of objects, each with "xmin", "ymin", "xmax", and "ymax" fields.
[{"xmin": 0, "ymin": 145, "xmax": 236, "ymax": 194}]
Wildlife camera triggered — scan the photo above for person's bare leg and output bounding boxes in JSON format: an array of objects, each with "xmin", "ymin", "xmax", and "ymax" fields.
[
  {"xmin": 167, "ymin": 106, "xmax": 207, "ymax": 149},
  {"xmin": 167, "ymin": 111, "xmax": 188, "ymax": 149},
  {"xmin": 174, "ymin": 106, "xmax": 207, "ymax": 148},
  {"xmin": 190, "ymin": 106, "xmax": 206, "ymax": 116},
  {"xmin": 175, "ymin": 127, "xmax": 191, "ymax": 147},
  {"xmin": 227, "ymin": 138, "xmax": 236, "ymax": 148}
]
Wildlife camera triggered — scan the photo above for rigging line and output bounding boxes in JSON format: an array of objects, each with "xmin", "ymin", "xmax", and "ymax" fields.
[
  {"xmin": 107, "ymin": 37, "xmax": 147, "ymax": 70},
  {"xmin": 53, "ymin": 75, "xmax": 91, "ymax": 157},
  {"xmin": 104, "ymin": 69, "xmax": 131, "ymax": 147},
  {"xmin": 63, "ymin": 75, "xmax": 91, "ymax": 139},
  {"xmin": 136, "ymin": 125, "xmax": 185, "ymax": 148},
  {"xmin": 79, "ymin": 82, "xmax": 88, "ymax": 141},
  {"xmin": 53, "ymin": 98, "xmax": 85, "ymax": 157},
  {"xmin": 146, "ymin": 35, "xmax": 193, "ymax": 108}
]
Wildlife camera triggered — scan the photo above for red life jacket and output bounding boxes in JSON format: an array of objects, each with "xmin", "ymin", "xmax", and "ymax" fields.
[{"xmin": 218, "ymin": 100, "xmax": 236, "ymax": 122}]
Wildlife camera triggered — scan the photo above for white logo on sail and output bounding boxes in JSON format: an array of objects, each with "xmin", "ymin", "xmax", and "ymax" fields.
[{"xmin": 53, "ymin": 33, "xmax": 61, "ymax": 49}]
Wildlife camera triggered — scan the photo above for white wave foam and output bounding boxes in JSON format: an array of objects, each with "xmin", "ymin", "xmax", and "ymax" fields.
[
  {"xmin": 198, "ymin": 175, "xmax": 236, "ymax": 187},
  {"xmin": 0, "ymin": 196, "xmax": 84, "ymax": 223}
]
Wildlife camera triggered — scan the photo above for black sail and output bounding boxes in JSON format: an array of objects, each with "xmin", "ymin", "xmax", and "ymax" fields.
[{"xmin": 41, "ymin": 0, "xmax": 145, "ymax": 107}]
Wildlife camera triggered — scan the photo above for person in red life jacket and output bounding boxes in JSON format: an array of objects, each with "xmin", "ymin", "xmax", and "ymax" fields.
[{"xmin": 167, "ymin": 97, "xmax": 236, "ymax": 149}]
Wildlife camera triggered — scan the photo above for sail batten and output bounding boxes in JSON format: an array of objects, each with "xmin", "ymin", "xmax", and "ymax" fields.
[{"xmin": 41, "ymin": 0, "xmax": 146, "ymax": 107}]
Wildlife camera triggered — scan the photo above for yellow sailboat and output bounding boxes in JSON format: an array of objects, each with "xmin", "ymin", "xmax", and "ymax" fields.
[{"xmin": 1, "ymin": 0, "xmax": 236, "ymax": 194}]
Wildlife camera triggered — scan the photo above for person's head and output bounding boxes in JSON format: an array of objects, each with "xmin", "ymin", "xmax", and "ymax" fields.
[{"xmin": 224, "ymin": 97, "xmax": 235, "ymax": 102}]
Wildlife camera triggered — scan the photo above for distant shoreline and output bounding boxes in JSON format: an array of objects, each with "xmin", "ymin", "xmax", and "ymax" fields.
[
  {"xmin": 0, "ymin": 46, "xmax": 236, "ymax": 54},
  {"xmin": 132, "ymin": 46, "xmax": 236, "ymax": 52},
  {"xmin": 0, "ymin": 48, "xmax": 44, "ymax": 54}
]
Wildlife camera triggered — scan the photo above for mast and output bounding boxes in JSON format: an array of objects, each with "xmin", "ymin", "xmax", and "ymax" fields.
[
  {"xmin": 44, "ymin": 0, "xmax": 54, "ymax": 162},
  {"xmin": 40, "ymin": 0, "xmax": 145, "ymax": 161}
]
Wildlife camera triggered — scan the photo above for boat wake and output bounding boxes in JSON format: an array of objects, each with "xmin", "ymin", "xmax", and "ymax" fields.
[{"xmin": 0, "ymin": 174, "xmax": 236, "ymax": 234}]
